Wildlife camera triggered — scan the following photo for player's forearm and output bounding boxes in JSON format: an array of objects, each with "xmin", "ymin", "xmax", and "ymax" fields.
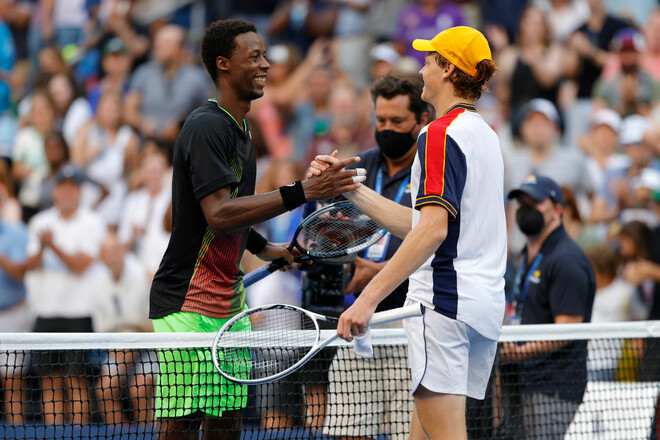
[
  {"xmin": 358, "ymin": 208, "xmax": 447, "ymax": 308},
  {"xmin": 204, "ymin": 190, "xmax": 289, "ymax": 236},
  {"xmin": 344, "ymin": 185, "xmax": 412, "ymax": 239}
]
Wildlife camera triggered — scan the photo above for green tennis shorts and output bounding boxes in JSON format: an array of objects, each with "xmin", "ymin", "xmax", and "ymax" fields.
[{"xmin": 152, "ymin": 310, "xmax": 251, "ymax": 418}]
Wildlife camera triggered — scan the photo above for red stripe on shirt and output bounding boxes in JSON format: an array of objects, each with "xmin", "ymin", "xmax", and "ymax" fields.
[
  {"xmin": 182, "ymin": 230, "xmax": 243, "ymax": 318},
  {"xmin": 423, "ymin": 108, "xmax": 465, "ymax": 196}
]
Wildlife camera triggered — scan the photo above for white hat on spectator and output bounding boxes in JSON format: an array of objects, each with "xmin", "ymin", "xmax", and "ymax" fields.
[
  {"xmin": 522, "ymin": 98, "xmax": 561, "ymax": 126},
  {"xmin": 620, "ymin": 114, "xmax": 650, "ymax": 145},
  {"xmin": 268, "ymin": 44, "xmax": 291, "ymax": 65},
  {"xmin": 633, "ymin": 168, "xmax": 660, "ymax": 192},
  {"xmin": 591, "ymin": 108, "xmax": 621, "ymax": 133},
  {"xmin": 370, "ymin": 43, "xmax": 401, "ymax": 65}
]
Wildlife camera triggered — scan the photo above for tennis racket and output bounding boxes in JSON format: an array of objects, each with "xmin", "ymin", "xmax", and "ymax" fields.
[
  {"xmin": 242, "ymin": 200, "xmax": 385, "ymax": 287},
  {"xmin": 211, "ymin": 302, "xmax": 423, "ymax": 384}
]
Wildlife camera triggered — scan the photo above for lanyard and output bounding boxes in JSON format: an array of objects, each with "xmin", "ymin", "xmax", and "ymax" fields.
[
  {"xmin": 509, "ymin": 253, "xmax": 543, "ymax": 323},
  {"xmin": 363, "ymin": 168, "xmax": 410, "ymax": 261},
  {"xmin": 374, "ymin": 167, "xmax": 409, "ymax": 204}
]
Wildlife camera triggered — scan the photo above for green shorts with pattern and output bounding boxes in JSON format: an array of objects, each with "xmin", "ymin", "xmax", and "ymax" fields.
[{"xmin": 152, "ymin": 310, "xmax": 251, "ymax": 418}]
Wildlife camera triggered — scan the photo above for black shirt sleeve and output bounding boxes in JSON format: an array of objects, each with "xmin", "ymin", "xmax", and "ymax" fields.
[
  {"xmin": 546, "ymin": 255, "xmax": 591, "ymax": 319},
  {"xmin": 186, "ymin": 117, "xmax": 239, "ymax": 201}
]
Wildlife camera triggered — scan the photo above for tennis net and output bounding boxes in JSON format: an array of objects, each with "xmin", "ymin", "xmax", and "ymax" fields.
[{"xmin": 1, "ymin": 321, "xmax": 660, "ymax": 439}]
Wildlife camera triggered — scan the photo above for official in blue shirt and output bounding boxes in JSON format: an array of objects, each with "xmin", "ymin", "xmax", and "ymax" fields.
[{"xmin": 502, "ymin": 175, "xmax": 596, "ymax": 440}]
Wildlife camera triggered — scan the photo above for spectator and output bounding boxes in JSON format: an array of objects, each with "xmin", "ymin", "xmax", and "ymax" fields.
[
  {"xmin": 332, "ymin": 0, "xmax": 372, "ymax": 89},
  {"xmin": 37, "ymin": 130, "xmax": 69, "ymax": 211},
  {"xmin": 268, "ymin": 0, "xmax": 336, "ymax": 54},
  {"xmin": 249, "ymin": 42, "xmax": 303, "ymax": 160},
  {"xmin": 25, "ymin": 164, "xmax": 107, "ymax": 424},
  {"xmin": 0, "ymin": 0, "xmax": 16, "ymax": 160},
  {"xmin": 591, "ymin": 114, "xmax": 660, "ymax": 224},
  {"xmin": 47, "ymin": 72, "xmax": 93, "ymax": 145},
  {"xmin": 505, "ymin": 99, "xmax": 594, "ymax": 252},
  {"xmin": 538, "ymin": 0, "xmax": 590, "ymax": 44},
  {"xmin": 43, "ymin": 0, "xmax": 89, "ymax": 48},
  {"xmin": 71, "ymin": 89, "xmax": 138, "ymax": 226},
  {"xmin": 506, "ymin": 99, "xmax": 592, "ymax": 198},
  {"xmin": 642, "ymin": 10, "xmax": 660, "ymax": 80},
  {"xmin": 290, "ymin": 64, "xmax": 333, "ymax": 159},
  {"xmin": 322, "ymin": 72, "xmax": 430, "ymax": 440},
  {"xmin": 394, "ymin": 0, "xmax": 465, "ymax": 67},
  {"xmin": 496, "ymin": 6, "xmax": 566, "ymax": 125},
  {"xmin": 117, "ymin": 149, "xmax": 171, "ymax": 278},
  {"xmin": 306, "ymin": 82, "xmax": 373, "ymax": 163},
  {"xmin": 87, "ymin": 37, "xmax": 134, "ymax": 113},
  {"xmin": 622, "ymin": 197, "xmax": 660, "ymax": 381},
  {"xmin": 228, "ymin": 0, "xmax": 278, "ymax": 39},
  {"xmin": 562, "ymin": 186, "xmax": 602, "ymax": 248},
  {"xmin": 94, "ymin": 233, "xmax": 154, "ymax": 425},
  {"xmin": 368, "ymin": 42, "xmax": 401, "ymax": 81},
  {"xmin": 564, "ymin": 0, "xmax": 628, "ymax": 142},
  {"xmin": 12, "ymin": 91, "xmax": 56, "ymax": 221},
  {"xmin": 502, "ymin": 175, "xmax": 596, "ymax": 440},
  {"xmin": 578, "ymin": 108, "xmax": 626, "ymax": 197},
  {"xmin": 585, "ymin": 244, "xmax": 634, "ymax": 380},
  {"xmin": 619, "ymin": 220, "xmax": 654, "ymax": 320},
  {"xmin": 123, "ymin": 24, "xmax": 212, "ymax": 142},
  {"xmin": 593, "ymin": 28, "xmax": 660, "ymax": 117},
  {"xmin": 0, "ymin": 184, "xmax": 29, "ymax": 425}
]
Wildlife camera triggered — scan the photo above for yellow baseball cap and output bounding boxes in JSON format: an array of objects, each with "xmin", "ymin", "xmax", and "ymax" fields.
[{"xmin": 412, "ymin": 26, "xmax": 492, "ymax": 77}]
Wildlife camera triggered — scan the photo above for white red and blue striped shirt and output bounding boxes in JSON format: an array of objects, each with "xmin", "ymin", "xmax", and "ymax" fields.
[{"xmin": 408, "ymin": 103, "xmax": 506, "ymax": 340}]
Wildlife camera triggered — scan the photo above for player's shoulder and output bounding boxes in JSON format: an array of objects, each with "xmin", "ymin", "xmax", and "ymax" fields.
[{"xmin": 181, "ymin": 102, "xmax": 233, "ymax": 134}]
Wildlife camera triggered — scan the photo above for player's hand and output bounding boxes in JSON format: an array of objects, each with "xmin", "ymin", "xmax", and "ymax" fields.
[
  {"xmin": 256, "ymin": 242, "xmax": 296, "ymax": 267},
  {"xmin": 337, "ymin": 296, "xmax": 377, "ymax": 342},
  {"xmin": 344, "ymin": 257, "xmax": 382, "ymax": 294},
  {"xmin": 302, "ymin": 155, "xmax": 365, "ymax": 200},
  {"xmin": 307, "ymin": 149, "xmax": 340, "ymax": 178}
]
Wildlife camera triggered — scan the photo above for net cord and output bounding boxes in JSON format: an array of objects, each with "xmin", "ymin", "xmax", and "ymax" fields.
[{"xmin": 3, "ymin": 321, "xmax": 660, "ymax": 350}]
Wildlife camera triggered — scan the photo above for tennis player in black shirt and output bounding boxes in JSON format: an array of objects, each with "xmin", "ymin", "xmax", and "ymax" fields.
[{"xmin": 149, "ymin": 19, "xmax": 364, "ymax": 440}]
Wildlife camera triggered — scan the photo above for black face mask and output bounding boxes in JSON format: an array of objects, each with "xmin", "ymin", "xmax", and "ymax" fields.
[
  {"xmin": 375, "ymin": 128, "xmax": 416, "ymax": 159},
  {"xmin": 516, "ymin": 204, "xmax": 545, "ymax": 236}
]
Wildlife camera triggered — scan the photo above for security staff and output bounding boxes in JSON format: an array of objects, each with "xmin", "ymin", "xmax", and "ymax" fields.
[{"xmin": 503, "ymin": 174, "xmax": 596, "ymax": 440}]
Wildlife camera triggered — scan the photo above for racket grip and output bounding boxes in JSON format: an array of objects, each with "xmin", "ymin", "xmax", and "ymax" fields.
[{"xmin": 242, "ymin": 258, "xmax": 288, "ymax": 288}]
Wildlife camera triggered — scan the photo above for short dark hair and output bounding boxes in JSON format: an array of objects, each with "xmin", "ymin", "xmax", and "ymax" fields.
[
  {"xmin": 431, "ymin": 53, "xmax": 497, "ymax": 101},
  {"xmin": 370, "ymin": 73, "xmax": 430, "ymax": 123},
  {"xmin": 201, "ymin": 19, "xmax": 257, "ymax": 82}
]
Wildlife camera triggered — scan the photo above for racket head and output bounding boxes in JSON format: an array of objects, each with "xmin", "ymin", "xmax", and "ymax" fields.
[
  {"xmin": 291, "ymin": 200, "xmax": 385, "ymax": 258},
  {"xmin": 211, "ymin": 304, "xmax": 324, "ymax": 385}
]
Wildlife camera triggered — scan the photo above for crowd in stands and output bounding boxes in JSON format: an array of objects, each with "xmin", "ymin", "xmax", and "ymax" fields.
[{"xmin": 0, "ymin": 0, "xmax": 659, "ymax": 429}]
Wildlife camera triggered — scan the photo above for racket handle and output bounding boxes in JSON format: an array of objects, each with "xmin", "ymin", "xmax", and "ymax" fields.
[
  {"xmin": 242, "ymin": 258, "xmax": 288, "ymax": 288},
  {"xmin": 370, "ymin": 303, "xmax": 424, "ymax": 326}
]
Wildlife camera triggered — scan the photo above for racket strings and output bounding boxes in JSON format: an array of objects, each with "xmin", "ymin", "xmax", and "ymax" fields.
[
  {"xmin": 301, "ymin": 205, "xmax": 382, "ymax": 256},
  {"xmin": 216, "ymin": 308, "xmax": 318, "ymax": 381}
]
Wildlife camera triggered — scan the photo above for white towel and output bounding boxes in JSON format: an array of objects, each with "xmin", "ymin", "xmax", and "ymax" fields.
[{"xmin": 353, "ymin": 328, "xmax": 373, "ymax": 358}]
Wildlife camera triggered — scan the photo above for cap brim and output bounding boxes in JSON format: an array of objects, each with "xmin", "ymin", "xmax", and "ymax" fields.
[
  {"xmin": 412, "ymin": 39, "xmax": 435, "ymax": 52},
  {"xmin": 507, "ymin": 187, "xmax": 545, "ymax": 201}
]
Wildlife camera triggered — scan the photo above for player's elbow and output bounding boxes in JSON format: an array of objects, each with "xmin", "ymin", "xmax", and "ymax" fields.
[
  {"xmin": 207, "ymin": 219, "xmax": 234, "ymax": 237},
  {"xmin": 428, "ymin": 225, "xmax": 447, "ymax": 245}
]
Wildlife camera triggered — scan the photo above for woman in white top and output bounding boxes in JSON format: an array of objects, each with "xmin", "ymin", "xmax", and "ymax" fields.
[
  {"xmin": 48, "ymin": 73, "xmax": 92, "ymax": 146},
  {"xmin": 12, "ymin": 91, "xmax": 56, "ymax": 221},
  {"xmin": 71, "ymin": 90, "xmax": 139, "ymax": 226}
]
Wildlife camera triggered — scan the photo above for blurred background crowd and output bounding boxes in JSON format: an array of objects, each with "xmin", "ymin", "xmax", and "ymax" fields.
[{"xmin": 0, "ymin": 0, "xmax": 660, "ymax": 425}]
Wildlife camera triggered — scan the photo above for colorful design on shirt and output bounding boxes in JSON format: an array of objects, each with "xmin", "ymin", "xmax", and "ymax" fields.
[
  {"xmin": 181, "ymin": 151, "xmax": 246, "ymax": 319},
  {"xmin": 416, "ymin": 107, "xmax": 466, "ymax": 220}
]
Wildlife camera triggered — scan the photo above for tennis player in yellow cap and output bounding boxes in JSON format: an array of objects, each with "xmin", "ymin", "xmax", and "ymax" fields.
[{"xmin": 310, "ymin": 26, "xmax": 505, "ymax": 439}]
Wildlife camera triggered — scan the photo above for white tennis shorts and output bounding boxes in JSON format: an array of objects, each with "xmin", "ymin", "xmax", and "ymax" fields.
[{"xmin": 403, "ymin": 299, "xmax": 497, "ymax": 399}]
